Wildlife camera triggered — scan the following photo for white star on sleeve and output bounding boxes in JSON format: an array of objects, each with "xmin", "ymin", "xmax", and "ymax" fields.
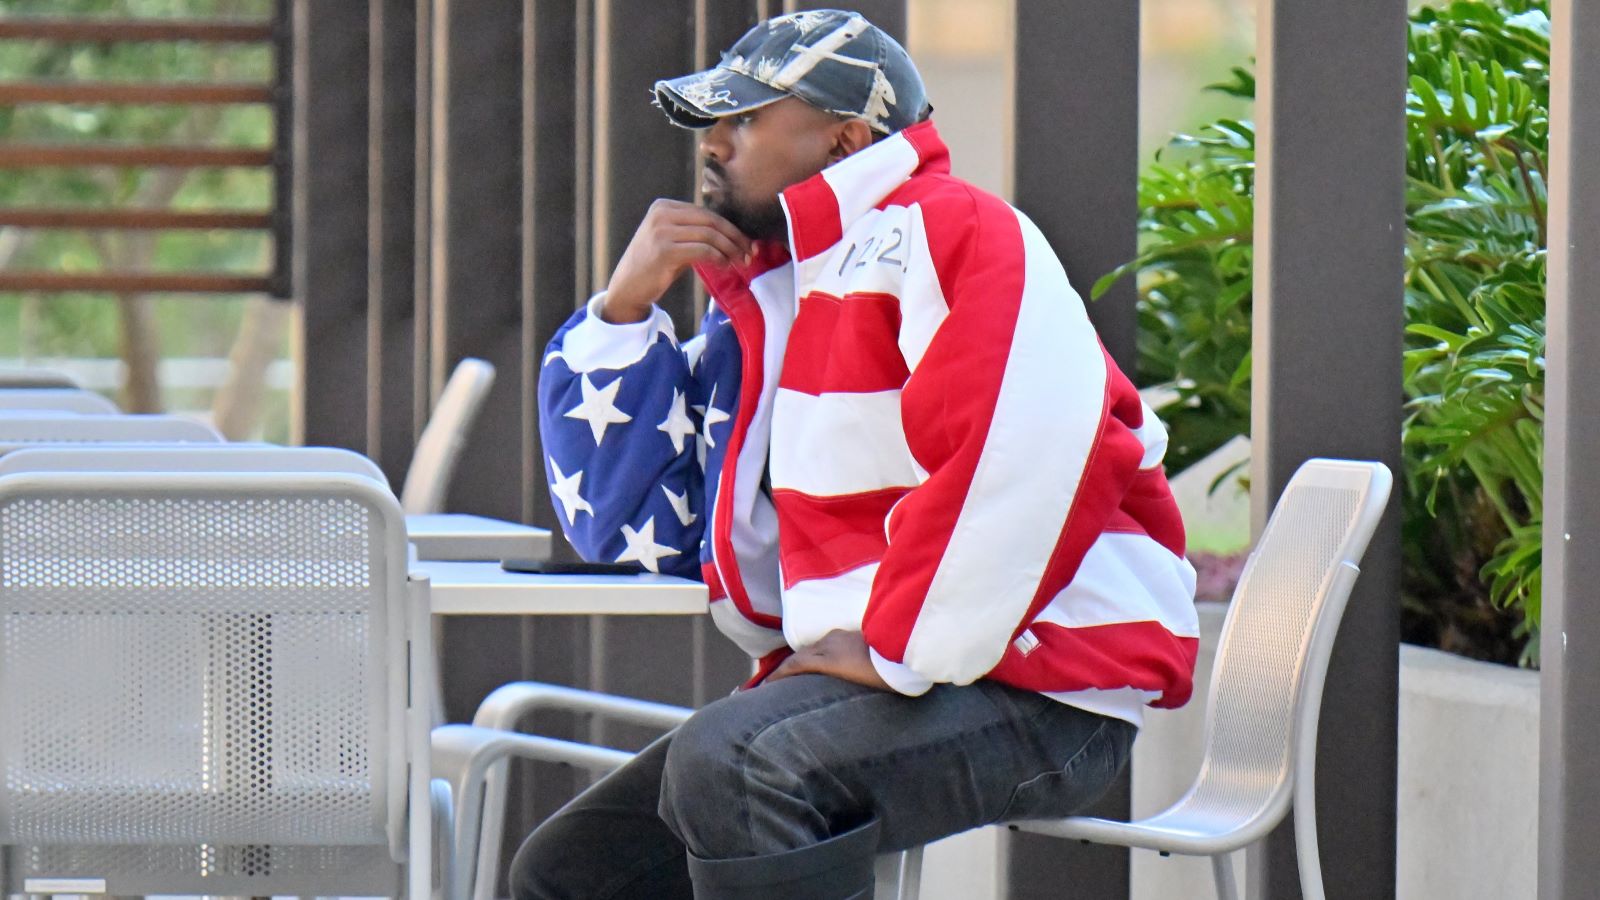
[
  {"xmin": 656, "ymin": 389, "xmax": 697, "ymax": 455},
  {"xmin": 693, "ymin": 384, "xmax": 732, "ymax": 449},
  {"xmin": 614, "ymin": 516, "xmax": 680, "ymax": 574},
  {"xmin": 549, "ymin": 458, "xmax": 594, "ymax": 526},
  {"xmin": 564, "ymin": 373, "xmax": 633, "ymax": 445},
  {"xmin": 661, "ymin": 484, "xmax": 697, "ymax": 527}
]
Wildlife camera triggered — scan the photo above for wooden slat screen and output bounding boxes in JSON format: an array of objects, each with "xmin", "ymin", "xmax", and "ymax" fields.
[{"xmin": 0, "ymin": 4, "xmax": 289, "ymax": 297}]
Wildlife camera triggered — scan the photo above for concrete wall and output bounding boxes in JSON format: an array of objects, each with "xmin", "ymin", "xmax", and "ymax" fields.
[{"xmin": 919, "ymin": 603, "xmax": 1542, "ymax": 900}]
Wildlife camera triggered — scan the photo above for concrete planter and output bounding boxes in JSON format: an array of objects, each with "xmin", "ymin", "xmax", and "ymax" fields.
[{"xmin": 919, "ymin": 601, "xmax": 1541, "ymax": 900}]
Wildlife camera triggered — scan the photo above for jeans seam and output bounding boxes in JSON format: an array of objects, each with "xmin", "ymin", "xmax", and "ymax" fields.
[{"xmin": 993, "ymin": 717, "xmax": 1116, "ymax": 823}]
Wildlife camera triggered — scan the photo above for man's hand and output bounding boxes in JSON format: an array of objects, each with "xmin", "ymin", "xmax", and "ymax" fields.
[
  {"xmin": 601, "ymin": 199, "xmax": 753, "ymax": 323},
  {"xmin": 766, "ymin": 630, "xmax": 892, "ymax": 691}
]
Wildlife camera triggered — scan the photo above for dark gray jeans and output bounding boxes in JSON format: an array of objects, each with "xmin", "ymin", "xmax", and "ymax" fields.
[{"xmin": 509, "ymin": 672, "xmax": 1134, "ymax": 900}]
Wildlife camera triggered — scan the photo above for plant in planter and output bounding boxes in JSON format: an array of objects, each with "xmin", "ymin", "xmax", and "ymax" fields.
[{"xmin": 1110, "ymin": 0, "xmax": 1549, "ymax": 664}]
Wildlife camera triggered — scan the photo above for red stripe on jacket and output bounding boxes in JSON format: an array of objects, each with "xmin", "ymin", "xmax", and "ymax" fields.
[
  {"xmin": 772, "ymin": 486, "xmax": 909, "ymax": 588},
  {"xmin": 779, "ymin": 292, "xmax": 908, "ymax": 395}
]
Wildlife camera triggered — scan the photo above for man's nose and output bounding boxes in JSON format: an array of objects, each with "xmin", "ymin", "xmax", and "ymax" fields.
[{"xmin": 699, "ymin": 119, "xmax": 732, "ymax": 160}]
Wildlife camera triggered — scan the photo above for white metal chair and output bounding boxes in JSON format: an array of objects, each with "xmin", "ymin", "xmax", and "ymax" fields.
[
  {"xmin": 0, "ymin": 388, "xmax": 119, "ymax": 414},
  {"xmin": 0, "ymin": 413, "xmax": 222, "ymax": 451},
  {"xmin": 434, "ymin": 683, "xmax": 924, "ymax": 900},
  {"xmin": 1005, "ymin": 458, "xmax": 1393, "ymax": 900},
  {"xmin": 0, "ymin": 368, "xmax": 78, "ymax": 389},
  {"xmin": 0, "ymin": 443, "xmax": 387, "ymax": 483},
  {"xmin": 401, "ymin": 358, "xmax": 496, "ymax": 515},
  {"xmin": 0, "ymin": 469, "xmax": 434, "ymax": 898},
  {"xmin": 433, "ymin": 684, "xmax": 693, "ymax": 900}
]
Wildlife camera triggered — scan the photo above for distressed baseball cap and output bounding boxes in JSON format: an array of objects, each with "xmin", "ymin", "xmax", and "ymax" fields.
[{"xmin": 654, "ymin": 9, "xmax": 930, "ymax": 136}]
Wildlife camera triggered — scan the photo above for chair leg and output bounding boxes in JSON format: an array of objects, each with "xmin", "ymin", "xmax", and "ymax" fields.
[
  {"xmin": 1211, "ymin": 851, "xmax": 1240, "ymax": 900},
  {"xmin": 897, "ymin": 847, "xmax": 924, "ymax": 900}
]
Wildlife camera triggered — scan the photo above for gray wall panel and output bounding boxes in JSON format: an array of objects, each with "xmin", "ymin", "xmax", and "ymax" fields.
[
  {"xmin": 1249, "ymin": 1, "xmax": 1407, "ymax": 897},
  {"xmin": 1005, "ymin": 3, "xmax": 1139, "ymax": 895},
  {"xmin": 368, "ymin": 0, "xmax": 418, "ymax": 487},
  {"xmin": 294, "ymin": 0, "xmax": 370, "ymax": 451},
  {"xmin": 1538, "ymin": 1, "xmax": 1600, "ymax": 897}
]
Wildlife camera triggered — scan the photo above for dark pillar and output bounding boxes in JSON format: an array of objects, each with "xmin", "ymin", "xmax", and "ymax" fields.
[
  {"xmin": 1538, "ymin": 1, "xmax": 1600, "ymax": 897},
  {"xmin": 591, "ymin": 0, "xmax": 698, "ymax": 329},
  {"xmin": 427, "ymin": 0, "xmax": 526, "ymax": 521},
  {"xmin": 367, "ymin": 0, "xmax": 417, "ymax": 486},
  {"xmin": 1004, "ymin": 4, "xmax": 1139, "ymax": 897},
  {"xmin": 583, "ymin": 0, "xmax": 751, "ymax": 753},
  {"xmin": 293, "ymin": 0, "xmax": 369, "ymax": 450},
  {"xmin": 1011, "ymin": 0, "xmax": 1138, "ymax": 375},
  {"xmin": 1249, "ymin": 1, "xmax": 1406, "ymax": 897}
]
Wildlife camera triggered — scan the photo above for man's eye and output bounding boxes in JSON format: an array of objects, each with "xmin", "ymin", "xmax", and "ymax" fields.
[{"xmin": 733, "ymin": 112, "xmax": 754, "ymax": 126}]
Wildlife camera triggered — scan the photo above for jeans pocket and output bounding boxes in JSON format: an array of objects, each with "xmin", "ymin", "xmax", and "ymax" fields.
[{"xmin": 994, "ymin": 719, "xmax": 1134, "ymax": 823}]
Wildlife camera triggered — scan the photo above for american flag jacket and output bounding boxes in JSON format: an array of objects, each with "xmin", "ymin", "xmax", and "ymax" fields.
[{"xmin": 539, "ymin": 121, "xmax": 1199, "ymax": 724}]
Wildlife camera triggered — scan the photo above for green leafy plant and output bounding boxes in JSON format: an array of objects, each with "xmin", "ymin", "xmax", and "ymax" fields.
[{"xmin": 1111, "ymin": 0, "xmax": 1549, "ymax": 665}]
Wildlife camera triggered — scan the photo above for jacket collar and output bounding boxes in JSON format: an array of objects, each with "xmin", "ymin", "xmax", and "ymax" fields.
[{"xmin": 778, "ymin": 119, "xmax": 951, "ymax": 263}]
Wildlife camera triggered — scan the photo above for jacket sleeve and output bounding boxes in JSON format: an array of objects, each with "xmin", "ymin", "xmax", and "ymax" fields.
[
  {"xmin": 538, "ymin": 295, "xmax": 706, "ymax": 578},
  {"xmin": 861, "ymin": 198, "xmax": 1149, "ymax": 694}
]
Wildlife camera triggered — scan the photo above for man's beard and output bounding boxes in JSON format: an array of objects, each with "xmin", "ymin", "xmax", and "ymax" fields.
[
  {"xmin": 704, "ymin": 162, "xmax": 788, "ymax": 242},
  {"xmin": 708, "ymin": 191, "xmax": 788, "ymax": 243}
]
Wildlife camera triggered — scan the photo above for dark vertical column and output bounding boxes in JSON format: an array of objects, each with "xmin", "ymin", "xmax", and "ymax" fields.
[
  {"xmin": 687, "ymin": 0, "xmax": 773, "ymax": 715},
  {"xmin": 784, "ymin": 0, "xmax": 904, "ymax": 42},
  {"xmin": 591, "ymin": 0, "xmax": 698, "ymax": 330},
  {"xmin": 1011, "ymin": 0, "xmax": 1138, "ymax": 375},
  {"xmin": 523, "ymin": 0, "xmax": 583, "ymax": 533},
  {"xmin": 270, "ymin": 0, "xmax": 292, "ymax": 299},
  {"xmin": 1249, "ymin": 1, "xmax": 1406, "ymax": 898},
  {"xmin": 293, "ymin": 0, "xmax": 369, "ymax": 450},
  {"xmin": 1539, "ymin": 2, "xmax": 1600, "ymax": 898},
  {"xmin": 412, "ymin": 0, "xmax": 433, "ymax": 439},
  {"xmin": 1004, "ymin": 3, "xmax": 1139, "ymax": 897},
  {"xmin": 428, "ymin": 0, "xmax": 526, "ymax": 521},
  {"xmin": 584, "ymin": 0, "xmax": 751, "ymax": 753},
  {"xmin": 513, "ymin": 0, "xmax": 592, "ymax": 828},
  {"xmin": 367, "ymin": 0, "xmax": 417, "ymax": 487},
  {"xmin": 697, "ymin": 0, "xmax": 765, "ymax": 68},
  {"xmin": 428, "ymin": 0, "xmax": 533, "ymax": 745}
]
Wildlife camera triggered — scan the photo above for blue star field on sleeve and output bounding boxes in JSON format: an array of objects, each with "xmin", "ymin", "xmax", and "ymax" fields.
[{"xmin": 537, "ymin": 303, "xmax": 714, "ymax": 579}]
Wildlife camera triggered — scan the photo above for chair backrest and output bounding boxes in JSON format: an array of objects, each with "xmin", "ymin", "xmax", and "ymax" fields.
[
  {"xmin": 0, "ymin": 368, "xmax": 78, "ymax": 389},
  {"xmin": 0, "ymin": 414, "xmax": 222, "ymax": 452},
  {"xmin": 0, "ymin": 471, "xmax": 415, "ymax": 895},
  {"xmin": 0, "ymin": 389, "xmax": 119, "ymax": 415},
  {"xmin": 401, "ymin": 357, "xmax": 495, "ymax": 515},
  {"xmin": 1182, "ymin": 458, "xmax": 1391, "ymax": 841},
  {"xmin": 0, "ymin": 444, "xmax": 388, "ymax": 484}
]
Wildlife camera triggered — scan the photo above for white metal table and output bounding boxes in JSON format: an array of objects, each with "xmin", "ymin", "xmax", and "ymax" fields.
[
  {"xmin": 415, "ymin": 560, "xmax": 708, "ymax": 615},
  {"xmin": 405, "ymin": 513, "xmax": 553, "ymax": 562}
]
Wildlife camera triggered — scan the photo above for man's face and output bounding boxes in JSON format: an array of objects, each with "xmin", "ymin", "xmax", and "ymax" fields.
[{"xmin": 699, "ymin": 97, "xmax": 850, "ymax": 242}]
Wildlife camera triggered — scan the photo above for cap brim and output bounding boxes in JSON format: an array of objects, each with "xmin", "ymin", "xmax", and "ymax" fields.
[{"xmin": 653, "ymin": 68, "xmax": 789, "ymax": 129}]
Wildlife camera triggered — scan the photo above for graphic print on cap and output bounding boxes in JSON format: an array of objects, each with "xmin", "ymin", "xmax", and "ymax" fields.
[{"xmin": 653, "ymin": 9, "xmax": 929, "ymax": 135}]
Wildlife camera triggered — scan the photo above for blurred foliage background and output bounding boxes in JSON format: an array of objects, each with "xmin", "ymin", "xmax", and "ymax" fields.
[
  {"xmin": 1105, "ymin": 0, "xmax": 1549, "ymax": 666},
  {"xmin": 0, "ymin": 0, "xmax": 287, "ymax": 439}
]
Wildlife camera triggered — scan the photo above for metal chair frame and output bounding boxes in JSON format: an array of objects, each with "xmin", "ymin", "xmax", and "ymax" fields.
[
  {"xmin": 1004, "ymin": 458, "xmax": 1393, "ymax": 900},
  {"xmin": 0, "ymin": 470, "xmax": 434, "ymax": 899}
]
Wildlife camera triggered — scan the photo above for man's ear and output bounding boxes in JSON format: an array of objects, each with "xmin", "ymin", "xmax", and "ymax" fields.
[{"xmin": 829, "ymin": 118, "xmax": 875, "ymax": 162}]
